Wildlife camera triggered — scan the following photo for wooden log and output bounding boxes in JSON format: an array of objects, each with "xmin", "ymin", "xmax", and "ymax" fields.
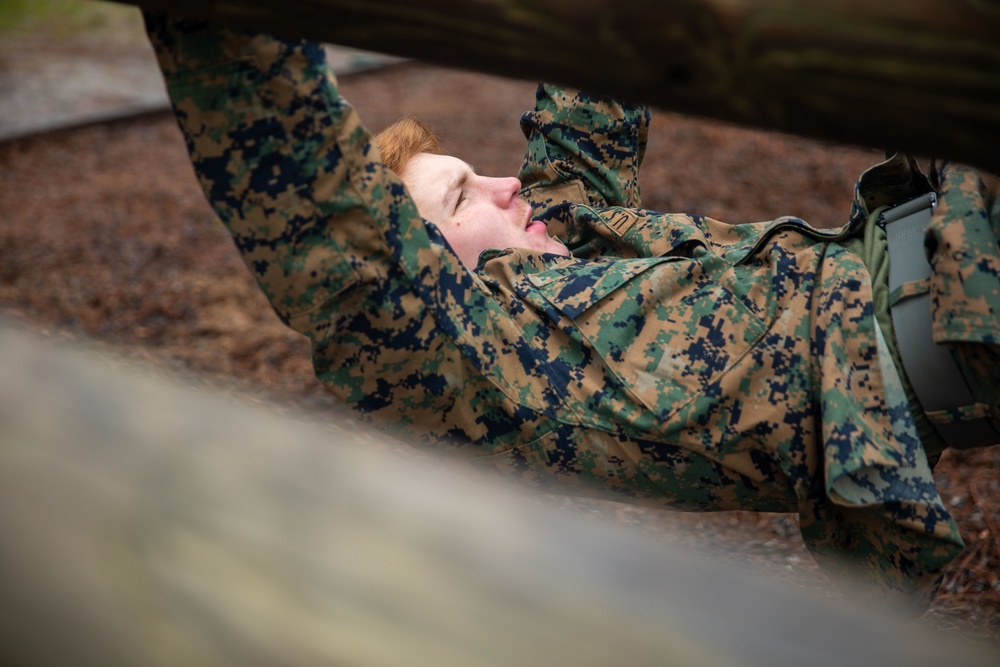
[
  {"xmin": 1, "ymin": 324, "xmax": 998, "ymax": 666},
  {"xmin": 115, "ymin": 0, "xmax": 1000, "ymax": 172}
]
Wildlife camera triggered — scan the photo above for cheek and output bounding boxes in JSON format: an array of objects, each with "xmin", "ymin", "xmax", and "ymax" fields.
[
  {"xmin": 452, "ymin": 209, "xmax": 501, "ymax": 245},
  {"xmin": 442, "ymin": 206, "xmax": 520, "ymax": 260},
  {"xmin": 440, "ymin": 218, "xmax": 490, "ymax": 262}
]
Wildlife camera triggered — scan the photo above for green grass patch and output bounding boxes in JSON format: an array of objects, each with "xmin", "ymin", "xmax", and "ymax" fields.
[{"xmin": 0, "ymin": 0, "xmax": 137, "ymax": 38}]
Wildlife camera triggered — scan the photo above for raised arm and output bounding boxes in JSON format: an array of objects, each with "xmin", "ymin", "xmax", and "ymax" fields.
[
  {"xmin": 144, "ymin": 14, "xmax": 416, "ymax": 333},
  {"xmin": 143, "ymin": 15, "xmax": 564, "ymax": 449},
  {"xmin": 143, "ymin": 15, "xmax": 476, "ymax": 437},
  {"xmin": 518, "ymin": 84, "xmax": 650, "ymax": 211}
]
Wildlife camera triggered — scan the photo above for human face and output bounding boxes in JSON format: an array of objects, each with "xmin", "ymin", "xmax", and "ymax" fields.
[{"xmin": 400, "ymin": 153, "xmax": 569, "ymax": 267}]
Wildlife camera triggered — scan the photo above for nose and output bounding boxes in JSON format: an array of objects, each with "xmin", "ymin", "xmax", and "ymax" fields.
[{"xmin": 484, "ymin": 176, "xmax": 522, "ymax": 206}]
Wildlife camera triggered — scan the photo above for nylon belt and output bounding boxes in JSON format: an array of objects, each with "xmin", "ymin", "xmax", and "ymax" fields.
[{"xmin": 881, "ymin": 192, "xmax": 1000, "ymax": 449}]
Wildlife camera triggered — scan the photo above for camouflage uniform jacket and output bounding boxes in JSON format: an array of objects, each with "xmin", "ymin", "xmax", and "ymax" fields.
[{"xmin": 147, "ymin": 16, "xmax": 997, "ymax": 595}]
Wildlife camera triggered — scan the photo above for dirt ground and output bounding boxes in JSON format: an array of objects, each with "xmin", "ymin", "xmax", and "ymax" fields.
[{"xmin": 2, "ymin": 40, "xmax": 1000, "ymax": 647}]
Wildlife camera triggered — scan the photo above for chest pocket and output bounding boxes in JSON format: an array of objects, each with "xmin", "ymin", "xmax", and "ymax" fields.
[{"xmin": 521, "ymin": 257, "xmax": 767, "ymax": 422}]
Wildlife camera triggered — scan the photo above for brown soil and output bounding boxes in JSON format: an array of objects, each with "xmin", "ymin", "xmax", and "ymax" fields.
[{"xmin": 2, "ymin": 61, "xmax": 999, "ymax": 643}]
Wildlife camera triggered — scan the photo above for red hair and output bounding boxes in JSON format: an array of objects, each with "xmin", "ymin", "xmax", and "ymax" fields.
[{"xmin": 374, "ymin": 117, "xmax": 442, "ymax": 174}]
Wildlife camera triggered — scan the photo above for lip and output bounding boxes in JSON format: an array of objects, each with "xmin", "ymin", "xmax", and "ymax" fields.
[
  {"xmin": 526, "ymin": 220, "xmax": 548, "ymax": 234},
  {"xmin": 523, "ymin": 205, "xmax": 546, "ymax": 233}
]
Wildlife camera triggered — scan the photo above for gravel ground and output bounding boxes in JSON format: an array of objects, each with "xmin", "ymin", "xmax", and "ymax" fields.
[{"xmin": 2, "ymin": 3, "xmax": 999, "ymax": 650}]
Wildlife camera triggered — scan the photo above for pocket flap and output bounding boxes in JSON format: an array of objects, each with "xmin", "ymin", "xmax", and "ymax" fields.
[{"xmin": 525, "ymin": 257, "xmax": 671, "ymax": 319}]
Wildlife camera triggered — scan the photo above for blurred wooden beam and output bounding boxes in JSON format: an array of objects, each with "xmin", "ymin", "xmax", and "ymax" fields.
[
  {"xmin": 2, "ymin": 324, "xmax": 999, "ymax": 666},
  {"xmin": 116, "ymin": 0, "xmax": 1000, "ymax": 172}
]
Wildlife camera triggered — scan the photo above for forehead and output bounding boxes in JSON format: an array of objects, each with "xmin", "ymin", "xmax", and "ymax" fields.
[{"xmin": 402, "ymin": 152, "xmax": 471, "ymax": 183}]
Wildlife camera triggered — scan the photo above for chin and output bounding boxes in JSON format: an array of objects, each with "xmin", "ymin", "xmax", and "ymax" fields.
[{"xmin": 550, "ymin": 243, "xmax": 570, "ymax": 257}]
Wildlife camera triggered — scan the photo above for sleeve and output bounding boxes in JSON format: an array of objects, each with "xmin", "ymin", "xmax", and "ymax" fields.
[
  {"xmin": 142, "ymin": 14, "xmax": 484, "ymax": 439},
  {"xmin": 517, "ymin": 83, "xmax": 651, "ymax": 212},
  {"xmin": 144, "ymin": 14, "xmax": 424, "ymax": 329}
]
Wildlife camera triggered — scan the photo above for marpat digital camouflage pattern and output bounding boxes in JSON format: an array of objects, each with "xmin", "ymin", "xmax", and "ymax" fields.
[{"xmin": 144, "ymin": 14, "xmax": 999, "ymax": 603}]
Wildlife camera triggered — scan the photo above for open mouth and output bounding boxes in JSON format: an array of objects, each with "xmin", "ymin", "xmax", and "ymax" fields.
[{"xmin": 523, "ymin": 203, "xmax": 546, "ymax": 233}]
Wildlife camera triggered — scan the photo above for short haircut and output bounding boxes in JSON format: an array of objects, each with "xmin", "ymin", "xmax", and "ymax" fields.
[{"xmin": 374, "ymin": 117, "xmax": 442, "ymax": 175}]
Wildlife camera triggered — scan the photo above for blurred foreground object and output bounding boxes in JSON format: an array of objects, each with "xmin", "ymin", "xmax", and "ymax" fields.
[
  {"xmin": 115, "ymin": 0, "xmax": 1000, "ymax": 172},
  {"xmin": 0, "ymin": 323, "xmax": 997, "ymax": 666}
]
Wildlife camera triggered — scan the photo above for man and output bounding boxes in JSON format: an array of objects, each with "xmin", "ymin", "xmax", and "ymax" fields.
[{"xmin": 144, "ymin": 13, "xmax": 999, "ymax": 604}]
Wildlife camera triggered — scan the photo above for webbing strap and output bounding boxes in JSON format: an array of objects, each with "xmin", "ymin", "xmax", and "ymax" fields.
[
  {"xmin": 887, "ymin": 279, "xmax": 929, "ymax": 309},
  {"xmin": 882, "ymin": 192, "xmax": 1000, "ymax": 449}
]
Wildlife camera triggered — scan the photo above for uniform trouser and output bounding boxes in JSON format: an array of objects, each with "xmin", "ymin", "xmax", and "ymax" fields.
[
  {"xmin": 927, "ymin": 164, "xmax": 1000, "ymax": 434},
  {"xmin": 879, "ymin": 163, "xmax": 999, "ymax": 607},
  {"xmin": 799, "ymin": 160, "xmax": 998, "ymax": 609}
]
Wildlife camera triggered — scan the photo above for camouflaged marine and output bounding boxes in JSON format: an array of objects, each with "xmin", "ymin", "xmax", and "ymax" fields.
[{"xmin": 144, "ymin": 14, "xmax": 1000, "ymax": 603}]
